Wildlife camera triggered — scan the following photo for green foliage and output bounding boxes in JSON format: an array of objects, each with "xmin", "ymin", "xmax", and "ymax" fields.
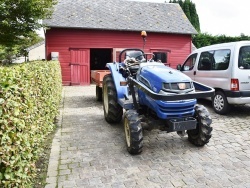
[
  {"xmin": 169, "ymin": 0, "xmax": 200, "ymax": 32},
  {"xmin": 0, "ymin": 61, "xmax": 62, "ymax": 187},
  {"xmin": 0, "ymin": 32, "xmax": 44, "ymax": 63},
  {"xmin": 168, "ymin": 0, "xmax": 250, "ymax": 48},
  {"xmin": 192, "ymin": 33, "xmax": 250, "ymax": 48},
  {"xmin": 16, "ymin": 32, "xmax": 44, "ymax": 57},
  {"xmin": 0, "ymin": 46, "xmax": 19, "ymax": 63},
  {"xmin": 189, "ymin": 2, "xmax": 200, "ymax": 32},
  {"xmin": 183, "ymin": 0, "xmax": 191, "ymax": 21},
  {"xmin": 0, "ymin": 0, "xmax": 57, "ymax": 47}
]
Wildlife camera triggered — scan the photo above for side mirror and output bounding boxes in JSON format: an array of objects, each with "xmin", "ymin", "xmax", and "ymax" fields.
[{"xmin": 176, "ymin": 64, "xmax": 182, "ymax": 70}]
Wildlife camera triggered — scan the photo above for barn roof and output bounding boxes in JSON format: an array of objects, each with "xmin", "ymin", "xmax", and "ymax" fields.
[{"xmin": 43, "ymin": 0, "xmax": 198, "ymax": 35}]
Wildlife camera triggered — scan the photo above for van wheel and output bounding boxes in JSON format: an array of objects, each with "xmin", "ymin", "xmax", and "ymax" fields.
[{"xmin": 212, "ymin": 91, "xmax": 231, "ymax": 115}]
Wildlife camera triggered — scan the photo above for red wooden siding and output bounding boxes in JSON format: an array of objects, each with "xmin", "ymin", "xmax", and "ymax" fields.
[
  {"xmin": 46, "ymin": 28, "xmax": 192, "ymax": 85},
  {"xmin": 70, "ymin": 49, "xmax": 90, "ymax": 85}
]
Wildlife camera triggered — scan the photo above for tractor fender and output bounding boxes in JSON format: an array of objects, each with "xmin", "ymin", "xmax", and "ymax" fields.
[{"xmin": 106, "ymin": 62, "xmax": 128, "ymax": 99}]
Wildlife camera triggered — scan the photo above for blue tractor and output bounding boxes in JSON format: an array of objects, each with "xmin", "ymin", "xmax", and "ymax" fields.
[{"xmin": 102, "ymin": 48, "xmax": 214, "ymax": 154}]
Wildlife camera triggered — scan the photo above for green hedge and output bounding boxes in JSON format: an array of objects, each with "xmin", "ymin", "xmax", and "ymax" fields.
[{"xmin": 0, "ymin": 61, "xmax": 62, "ymax": 187}]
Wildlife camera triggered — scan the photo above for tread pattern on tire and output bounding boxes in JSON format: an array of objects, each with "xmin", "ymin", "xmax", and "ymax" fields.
[
  {"xmin": 103, "ymin": 74, "xmax": 123, "ymax": 123},
  {"xmin": 187, "ymin": 104, "xmax": 213, "ymax": 146},
  {"xmin": 124, "ymin": 110, "xmax": 143, "ymax": 154}
]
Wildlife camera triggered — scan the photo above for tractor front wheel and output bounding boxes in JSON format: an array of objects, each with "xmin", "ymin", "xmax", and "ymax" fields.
[
  {"xmin": 187, "ymin": 105, "xmax": 212, "ymax": 146},
  {"xmin": 124, "ymin": 110, "xmax": 143, "ymax": 154},
  {"xmin": 102, "ymin": 74, "xmax": 123, "ymax": 123}
]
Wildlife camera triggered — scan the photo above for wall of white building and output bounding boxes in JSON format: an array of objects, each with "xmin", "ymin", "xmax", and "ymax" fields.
[{"xmin": 28, "ymin": 42, "xmax": 45, "ymax": 61}]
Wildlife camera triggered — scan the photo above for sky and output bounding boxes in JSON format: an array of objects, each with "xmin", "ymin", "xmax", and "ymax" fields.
[{"xmin": 133, "ymin": 0, "xmax": 250, "ymax": 37}]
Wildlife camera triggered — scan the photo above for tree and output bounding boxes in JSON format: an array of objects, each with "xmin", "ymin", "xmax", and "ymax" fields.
[
  {"xmin": 189, "ymin": 3, "xmax": 200, "ymax": 32},
  {"xmin": 169, "ymin": 0, "xmax": 250, "ymax": 47},
  {"xmin": 177, "ymin": 0, "xmax": 183, "ymax": 7},
  {"xmin": 192, "ymin": 33, "xmax": 250, "ymax": 48},
  {"xmin": 169, "ymin": 0, "xmax": 200, "ymax": 32},
  {"xmin": 182, "ymin": 0, "xmax": 191, "ymax": 21},
  {"xmin": 0, "ymin": 0, "xmax": 57, "ymax": 47},
  {"xmin": 0, "ymin": 31, "xmax": 43, "ymax": 63}
]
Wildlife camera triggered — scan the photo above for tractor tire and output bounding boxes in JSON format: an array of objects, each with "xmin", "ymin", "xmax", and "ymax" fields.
[
  {"xmin": 212, "ymin": 91, "xmax": 231, "ymax": 115},
  {"xmin": 102, "ymin": 74, "xmax": 123, "ymax": 123},
  {"xmin": 124, "ymin": 110, "xmax": 143, "ymax": 155},
  {"xmin": 187, "ymin": 105, "xmax": 212, "ymax": 146},
  {"xmin": 96, "ymin": 86, "xmax": 102, "ymax": 101}
]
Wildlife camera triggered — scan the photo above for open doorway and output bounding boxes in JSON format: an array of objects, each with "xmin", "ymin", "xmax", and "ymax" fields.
[{"xmin": 90, "ymin": 49, "xmax": 112, "ymax": 70}]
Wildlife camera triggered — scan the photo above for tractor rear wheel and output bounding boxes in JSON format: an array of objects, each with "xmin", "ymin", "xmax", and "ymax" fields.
[
  {"xmin": 96, "ymin": 86, "xmax": 102, "ymax": 101},
  {"xmin": 102, "ymin": 74, "xmax": 123, "ymax": 123},
  {"xmin": 187, "ymin": 105, "xmax": 212, "ymax": 146},
  {"xmin": 124, "ymin": 110, "xmax": 143, "ymax": 154}
]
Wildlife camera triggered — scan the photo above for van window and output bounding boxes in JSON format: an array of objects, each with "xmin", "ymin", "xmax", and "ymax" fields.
[
  {"xmin": 182, "ymin": 53, "xmax": 197, "ymax": 71},
  {"xmin": 198, "ymin": 51, "xmax": 214, "ymax": 70},
  {"xmin": 214, "ymin": 49, "xmax": 230, "ymax": 70},
  {"xmin": 198, "ymin": 50, "xmax": 230, "ymax": 71},
  {"xmin": 238, "ymin": 46, "xmax": 250, "ymax": 69}
]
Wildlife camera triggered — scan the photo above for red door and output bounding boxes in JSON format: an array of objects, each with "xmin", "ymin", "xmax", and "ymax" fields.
[{"xmin": 70, "ymin": 49, "xmax": 90, "ymax": 85}]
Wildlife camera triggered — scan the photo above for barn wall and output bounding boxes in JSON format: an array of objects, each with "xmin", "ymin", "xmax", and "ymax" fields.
[{"xmin": 45, "ymin": 28, "xmax": 192, "ymax": 85}]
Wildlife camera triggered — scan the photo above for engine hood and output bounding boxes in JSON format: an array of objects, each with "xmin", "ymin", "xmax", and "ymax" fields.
[{"xmin": 138, "ymin": 64, "xmax": 192, "ymax": 93}]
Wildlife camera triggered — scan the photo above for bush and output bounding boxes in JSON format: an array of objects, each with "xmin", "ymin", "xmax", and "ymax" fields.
[
  {"xmin": 192, "ymin": 33, "xmax": 250, "ymax": 48},
  {"xmin": 0, "ymin": 61, "xmax": 62, "ymax": 187}
]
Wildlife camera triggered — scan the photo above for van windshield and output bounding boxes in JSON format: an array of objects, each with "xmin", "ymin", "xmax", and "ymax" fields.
[{"xmin": 238, "ymin": 46, "xmax": 250, "ymax": 69}]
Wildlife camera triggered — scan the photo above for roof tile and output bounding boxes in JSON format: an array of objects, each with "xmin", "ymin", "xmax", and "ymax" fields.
[{"xmin": 43, "ymin": 0, "xmax": 197, "ymax": 34}]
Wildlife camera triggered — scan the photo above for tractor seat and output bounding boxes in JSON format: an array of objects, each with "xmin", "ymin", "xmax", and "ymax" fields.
[
  {"xmin": 125, "ymin": 51, "xmax": 145, "ymax": 62},
  {"xmin": 125, "ymin": 51, "xmax": 145, "ymax": 76}
]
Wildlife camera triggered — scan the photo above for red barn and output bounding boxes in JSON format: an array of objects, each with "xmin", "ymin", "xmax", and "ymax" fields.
[{"xmin": 43, "ymin": 0, "xmax": 197, "ymax": 86}]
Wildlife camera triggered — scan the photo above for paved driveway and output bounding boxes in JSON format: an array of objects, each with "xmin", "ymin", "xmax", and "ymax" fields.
[{"xmin": 46, "ymin": 85, "xmax": 250, "ymax": 188}]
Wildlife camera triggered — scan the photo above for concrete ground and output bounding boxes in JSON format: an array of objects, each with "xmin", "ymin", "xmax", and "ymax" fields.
[{"xmin": 45, "ymin": 85, "xmax": 250, "ymax": 188}]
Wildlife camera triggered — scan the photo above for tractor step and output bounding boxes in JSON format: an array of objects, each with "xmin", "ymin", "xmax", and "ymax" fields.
[{"xmin": 118, "ymin": 95, "xmax": 138, "ymax": 110}]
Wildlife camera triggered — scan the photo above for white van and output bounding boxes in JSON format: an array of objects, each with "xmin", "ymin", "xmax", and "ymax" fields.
[{"xmin": 178, "ymin": 41, "xmax": 250, "ymax": 114}]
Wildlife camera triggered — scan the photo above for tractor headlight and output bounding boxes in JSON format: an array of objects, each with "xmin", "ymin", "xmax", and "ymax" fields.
[{"xmin": 162, "ymin": 82, "xmax": 195, "ymax": 94}]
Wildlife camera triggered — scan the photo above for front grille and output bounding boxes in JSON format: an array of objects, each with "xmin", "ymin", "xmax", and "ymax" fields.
[
  {"xmin": 159, "ymin": 104, "xmax": 195, "ymax": 113},
  {"xmin": 158, "ymin": 103, "xmax": 195, "ymax": 118},
  {"xmin": 163, "ymin": 82, "xmax": 194, "ymax": 93}
]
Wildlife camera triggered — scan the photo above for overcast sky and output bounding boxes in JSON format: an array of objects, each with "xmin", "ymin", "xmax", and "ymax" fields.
[{"xmin": 133, "ymin": 0, "xmax": 250, "ymax": 36}]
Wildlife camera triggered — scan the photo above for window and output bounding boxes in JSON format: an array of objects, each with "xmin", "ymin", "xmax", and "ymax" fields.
[
  {"xmin": 198, "ymin": 49, "xmax": 230, "ymax": 71},
  {"xmin": 198, "ymin": 51, "xmax": 214, "ymax": 70},
  {"xmin": 153, "ymin": 52, "xmax": 167, "ymax": 63},
  {"xmin": 238, "ymin": 46, "xmax": 250, "ymax": 69},
  {"xmin": 214, "ymin": 50, "xmax": 230, "ymax": 70},
  {"xmin": 181, "ymin": 53, "xmax": 197, "ymax": 71}
]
